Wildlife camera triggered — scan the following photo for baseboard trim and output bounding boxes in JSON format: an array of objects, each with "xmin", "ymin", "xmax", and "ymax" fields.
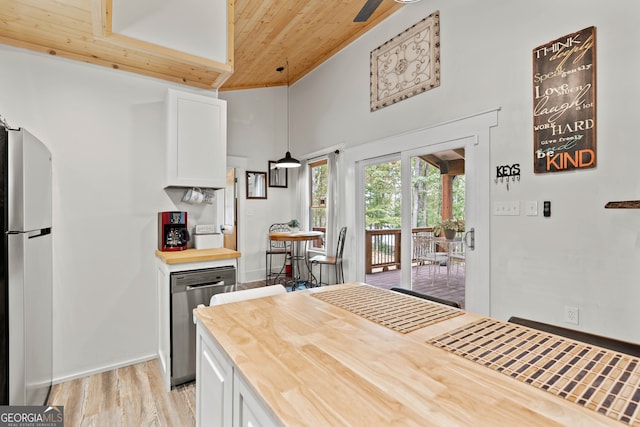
[{"xmin": 53, "ymin": 353, "xmax": 158, "ymax": 385}]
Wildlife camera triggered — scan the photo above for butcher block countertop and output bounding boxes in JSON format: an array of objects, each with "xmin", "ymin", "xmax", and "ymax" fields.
[
  {"xmin": 194, "ymin": 283, "xmax": 627, "ymax": 426},
  {"xmin": 155, "ymin": 248, "xmax": 240, "ymax": 264}
]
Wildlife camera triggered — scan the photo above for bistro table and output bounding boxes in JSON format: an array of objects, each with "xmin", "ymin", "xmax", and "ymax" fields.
[{"xmin": 268, "ymin": 230, "xmax": 324, "ymax": 290}]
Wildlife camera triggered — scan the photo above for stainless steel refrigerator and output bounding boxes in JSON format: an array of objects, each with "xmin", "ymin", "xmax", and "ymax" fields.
[{"xmin": 0, "ymin": 127, "xmax": 52, "ymax": 405}]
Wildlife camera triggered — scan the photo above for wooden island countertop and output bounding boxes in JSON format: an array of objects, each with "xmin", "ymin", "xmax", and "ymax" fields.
[
  {"xmin": 194, "ymin": 283, "xmax": 627, "ymax": 426},
  {"xmin": 155, "ymin": 248, "xmax": 240, "ymax": 265}
]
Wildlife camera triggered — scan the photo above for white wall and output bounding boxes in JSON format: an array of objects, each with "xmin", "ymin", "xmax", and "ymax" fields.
[
  {"xmin": 288, "ymin": 0, "xmax": 640, "ymax": 343},
  {"xmin": 0, "ymin": 45, "xmax": 222, "ymax": 381},
  {"xmin": 220, "ymin": 87, "xmax": 294, "ymax": 282}
]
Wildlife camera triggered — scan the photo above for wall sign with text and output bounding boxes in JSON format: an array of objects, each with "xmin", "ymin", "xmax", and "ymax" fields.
[{"xmin": 533, "ymin": 26, "xmax": 596, "ymax": 174}]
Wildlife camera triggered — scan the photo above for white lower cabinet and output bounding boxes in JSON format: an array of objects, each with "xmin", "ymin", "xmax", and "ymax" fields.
[
  {"xmin": 157, "ymin": 267, "xmax": 170, "ymax": 389},
  {"xmin": 196, "ymin": 323, "xmax": 233, "ymax": 427},
  {"xmin": 233, "ymin": 374, "xmax": 279, "ymax": 427},
  {"xmin": 196, "ymin": 322, "xmax": 280, "ymax": 427}
]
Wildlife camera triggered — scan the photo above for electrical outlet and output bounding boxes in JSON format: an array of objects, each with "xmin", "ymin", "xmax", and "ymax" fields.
[{"xmin": 564, "ymin": 306, "xmax": 579, "ymax": 325}]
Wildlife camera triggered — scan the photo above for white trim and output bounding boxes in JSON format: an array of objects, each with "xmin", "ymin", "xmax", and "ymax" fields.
[
  {"xmin": 226, "ymin": 160, "xmax": 246, "ymax": 283},
  {"xmin": 52, "ymin": 354, "xmax": 158, "ymax": 385},
  {"xmin": 343, "ymin": 109, "xmax": 499, "ymax": 315},
  {"xmin": 301, "ymin": 143, "xmax": 345, "ymax": 162}
]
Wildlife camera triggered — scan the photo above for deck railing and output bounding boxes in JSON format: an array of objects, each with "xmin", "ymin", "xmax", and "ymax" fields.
[{"xmin": 365, "ymin": 227, "xmax": 434, "ymax": 274}]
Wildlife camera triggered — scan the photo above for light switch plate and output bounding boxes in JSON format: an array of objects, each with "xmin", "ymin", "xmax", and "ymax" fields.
[
  {"xmin": 526, "ymin": 201, "xmax": 538, "ymax": 216},
  {"xmin": 493, "ymin": 201, "xmax": 520, "ymax": 216}
]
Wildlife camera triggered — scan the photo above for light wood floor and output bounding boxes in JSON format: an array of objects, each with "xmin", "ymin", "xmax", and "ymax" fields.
[
  {"xmin": 47, "ymin": 281, "xmax": 267, "ymax": 426},
  {"xmin": 48, "ymin": 359, "xmax": 195, "ymax": 427}
]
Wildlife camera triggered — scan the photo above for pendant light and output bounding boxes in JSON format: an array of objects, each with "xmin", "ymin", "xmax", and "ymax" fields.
[{"xmin": 276, "ymin": 60, "xmax": 301, "ymax": 168}]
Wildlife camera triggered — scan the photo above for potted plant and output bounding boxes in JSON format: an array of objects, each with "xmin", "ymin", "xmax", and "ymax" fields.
[
  {"xmin": 288, "ymin": 219, "xmax": 300, "ymax": 232},
  {"xmin": 433, "ymin": 218, "xmax": 465, "ymax": 240}
]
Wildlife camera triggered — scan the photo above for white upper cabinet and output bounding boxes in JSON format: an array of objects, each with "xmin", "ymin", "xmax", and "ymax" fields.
[{"xmin": 166, "ymin": 89, "xmax": 227, "ymax": 188}]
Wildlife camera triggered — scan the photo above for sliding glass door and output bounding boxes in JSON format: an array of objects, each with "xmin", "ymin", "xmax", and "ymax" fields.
[
  {"xmin": 407, "ymin": 150, "xmax": 466, "ymax": 307},
  {"xmin": 348, "ymin": 110, "xmax": 497, "ymax": 315},
  {"xmin": 361, "ymin": 150, "xmax": 466, "ymax": 308},
  {"xmin": 362, "ymin": 155, "xmax": 402, "ymax": 289}
]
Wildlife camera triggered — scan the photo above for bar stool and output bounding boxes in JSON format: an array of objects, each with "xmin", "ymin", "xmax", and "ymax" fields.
[
  {"xmin": 309, "ymin": 227, "xmax": 347, "ymax": 286},
  {"xmin": 265, "ymin": 223, "xmax": 290, "ymax": 284}
]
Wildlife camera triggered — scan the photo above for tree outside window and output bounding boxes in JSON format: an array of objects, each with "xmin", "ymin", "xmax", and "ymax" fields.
[
  {"xmin": 364, "ymin": 158, "xmax": 465, "ymax": 230},
  {"xmin": 309, "ymin": 159, "xmax": 327, "ymax": 249}
]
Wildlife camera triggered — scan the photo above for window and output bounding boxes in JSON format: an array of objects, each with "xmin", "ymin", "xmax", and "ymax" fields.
[{"xmin": 309, "ymin": 159, "xmax": 327, "ymax": 249}]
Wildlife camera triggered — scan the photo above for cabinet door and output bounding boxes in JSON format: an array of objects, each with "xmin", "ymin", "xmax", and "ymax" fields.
[
  {"xmin": 196, "ymin": 324, "xmax": 233, "ymax": 427},
  {"xmin": 233, "ymin": 373, "xmax": 280, "ymax": 427},
  {"xmin": 166, "ymin": 89, "xmax": 227, "ymax": 188}
]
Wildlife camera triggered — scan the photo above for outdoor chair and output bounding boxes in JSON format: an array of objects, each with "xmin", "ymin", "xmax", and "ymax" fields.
[
  {"xmin": 448, "ymin": 240, "xmax": 465, "ymax": 275},
  {"xmin": 412, "ymin": 234, "xmax": 447, "ymax": 283}
]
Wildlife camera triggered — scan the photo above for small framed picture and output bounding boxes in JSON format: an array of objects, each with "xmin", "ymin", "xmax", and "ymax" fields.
[
  {"xmin": 246, "ymin": 171, "xmax": 267, "ymax": 199},
  {"xmin": 268, "ymin": 161, "xmax": 288, "ymax": 188}
]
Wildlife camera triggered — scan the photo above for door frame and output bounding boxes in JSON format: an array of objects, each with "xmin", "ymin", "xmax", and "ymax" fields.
[
  {"xmin": 223, "ymin": 167, "xmax": 237, "ymax": 251},
  {"xmin": 343, "ymin": 109, "xmax": 498, "ymax": 315},
  {"xmin": 227, "ymin": 155, "xmax": 247, "ymax": 282}
]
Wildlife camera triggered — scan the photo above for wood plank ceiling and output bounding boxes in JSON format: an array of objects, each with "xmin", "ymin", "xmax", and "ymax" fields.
[{"xmin": 0, "ymin": 0, "xmax": 405, "ymax": 91}]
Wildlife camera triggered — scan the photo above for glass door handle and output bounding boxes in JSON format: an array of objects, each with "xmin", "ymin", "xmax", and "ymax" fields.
[{"xmin": 464, "ymin": 228, "xmax": 475, "ymax": 251}]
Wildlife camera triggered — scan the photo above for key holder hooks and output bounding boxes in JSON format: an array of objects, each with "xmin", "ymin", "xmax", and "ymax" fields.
[{"xmin": 495, "ymin": 164, "xmax": 520, "ymax": 191}]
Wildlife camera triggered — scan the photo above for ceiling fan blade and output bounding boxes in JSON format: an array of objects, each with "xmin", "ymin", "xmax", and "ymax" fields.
[{"xmin": 354, "ymin": 0, "xmax": 383, "ymax": 22}]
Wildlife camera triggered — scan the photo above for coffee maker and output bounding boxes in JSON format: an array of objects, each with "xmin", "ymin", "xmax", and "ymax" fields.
[{"xmin": 158, "ymin": 211, "xmax": 190, "ymax": 251}]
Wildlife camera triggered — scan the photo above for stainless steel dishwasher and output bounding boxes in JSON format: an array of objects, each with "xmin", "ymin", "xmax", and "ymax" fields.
[{"xmin": 170, "ymin": 266, "xmax": 236, "ymax": 386}]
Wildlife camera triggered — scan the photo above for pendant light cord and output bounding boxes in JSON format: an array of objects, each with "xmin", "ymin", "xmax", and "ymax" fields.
[
  {"xmin": 276, "ymin": 59, "xmax": 301, "ymax": 167},
  {"xmin": 286, "ymin": 59, "xmax": 290, "ymax": 153}
]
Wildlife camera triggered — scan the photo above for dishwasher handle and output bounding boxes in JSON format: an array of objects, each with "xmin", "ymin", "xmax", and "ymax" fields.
[{"xmin": 186, "ymin": 280, "xmax": 226, "ymax": 291}]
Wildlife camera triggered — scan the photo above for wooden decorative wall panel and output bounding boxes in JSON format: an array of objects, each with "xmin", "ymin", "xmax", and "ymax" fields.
[{"xmin": 370, "ymin": 11, "xmax": 440, "ymax": 111}]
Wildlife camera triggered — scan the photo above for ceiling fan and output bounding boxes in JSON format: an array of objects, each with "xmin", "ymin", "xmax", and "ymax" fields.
[{"xmin": 353, "ymin": 0, "xmax": 422, "ymax": 23}]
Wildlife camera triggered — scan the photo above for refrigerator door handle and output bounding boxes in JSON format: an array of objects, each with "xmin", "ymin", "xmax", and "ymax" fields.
[
  {"xmin": 28, "ymin": 228, "xmax": 51, "ymax": 239},
  {"xmin": 5, "ymin": 228, "xmax": 51, "ymax": 238}
]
